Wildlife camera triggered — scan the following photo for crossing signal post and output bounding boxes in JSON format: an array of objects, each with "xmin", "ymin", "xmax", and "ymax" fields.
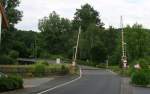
[{"xmin": 120, "ymin": 16, "xmax": 128, "ymax": 68}]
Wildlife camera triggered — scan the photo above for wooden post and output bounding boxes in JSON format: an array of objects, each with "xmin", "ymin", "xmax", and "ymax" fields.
[{"xmin": 120, "ymin": 16, "xmax": 127, "ymax": 69}]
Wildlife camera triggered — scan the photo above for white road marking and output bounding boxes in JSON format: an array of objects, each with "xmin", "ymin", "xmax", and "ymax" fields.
[{"xmin": 37, "ymin": 68, "xmax": 82, "ymax": 94}]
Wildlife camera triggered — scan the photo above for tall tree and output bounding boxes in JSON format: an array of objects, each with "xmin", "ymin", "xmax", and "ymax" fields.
[
  {"xmin": 73, "ymin": 3, "xmax": 104, "ymax": 32},
  {"xmin": 0, "ymin": 0, "xmax": 23, "ymax": 54},
  {"xmin": 125, "ymin": 24, "xmax": 150, "ymax": 62},
  {"xmin": 38, "ymin": 11, "xmax": 72, "ymax": 57},
  {"xmin": 79, "ymin": 24, "xmax": 107, "ymax": 63}
]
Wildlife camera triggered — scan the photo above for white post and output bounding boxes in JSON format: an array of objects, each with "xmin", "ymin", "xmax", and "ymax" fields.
[
  {"xmin": 72, "ymin": 26, "xmax": 81, "ymax": 66},
  {"xmin": 56, "ymin": 58, "xmax": 61, "ymax": 64},
  {"xmin": 0, "ymin": 13, "xmax": 2, "ymax": 45}
]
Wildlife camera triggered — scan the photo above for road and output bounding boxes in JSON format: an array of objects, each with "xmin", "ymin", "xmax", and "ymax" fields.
[{"xmin": 40, "ymin": 68, "xmax": 121, "ymax": 94}]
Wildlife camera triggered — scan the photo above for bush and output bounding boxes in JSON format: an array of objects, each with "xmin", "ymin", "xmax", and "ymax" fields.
[
  {"xmin": 60, "ymin": 65, "xmax": 69, "ymax": 75},
  {"xmin": 34, "ymin": 63, "xmax": 46, "ymax": 77},
  {"xmin": 37, "ymin": 60, "xmax": 49, "ymax": 66},
  {"xmin": 9, "ymin": 50, "xmax": 19, "ymax": 59},
  {"xmin": 0, "ymin": 55, "xmax": 15, "ymax": 65},
  {"xmin": 131, "ymin": 70, "xmax": 149, "ymax": 86},
  {"xmin": 0, "ymin": 75, "xmax": 23, "ymax": 92},
  {"xmin": 138, "ymin": 59, "xmax": 149, "ymax": 69}
]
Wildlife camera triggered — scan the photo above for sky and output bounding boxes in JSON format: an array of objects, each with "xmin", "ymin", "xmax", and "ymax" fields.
[{"xmin": 15, "ymin": 0, "xmax": 150, "ymax": 31}]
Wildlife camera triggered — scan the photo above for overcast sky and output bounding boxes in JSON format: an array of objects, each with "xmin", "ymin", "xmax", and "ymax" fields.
[{"xmin": 15, "ymin": 0, "xmax": 150, "ymax": 31}]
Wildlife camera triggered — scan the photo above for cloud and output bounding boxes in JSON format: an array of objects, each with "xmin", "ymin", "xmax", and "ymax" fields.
[{"xmin": 15, "ymin": 0, "xmax": 150, "ymax": 31}]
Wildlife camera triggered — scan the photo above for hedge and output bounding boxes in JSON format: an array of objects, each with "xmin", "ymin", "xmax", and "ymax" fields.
[
  {"xmin": 131, "ymin": 70, "xmax": 150, "ymax": 86},
  {"xmin": 0, "ymin": 63, "xmax": 73, "ymax": 77}
]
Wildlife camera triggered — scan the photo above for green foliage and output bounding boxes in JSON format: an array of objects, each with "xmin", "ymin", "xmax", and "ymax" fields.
[
  {"xmin": 48, "ymin": 64, "xmax": 69, "ymax": 75},
  {"xmin": 0, "ymin": 64, "xmax": 71, "ymax": 77},
  {"xmin": 125, "ymin": 24, "xmax": 150, "ymax": 63},
  {"xmin": 60, "ymin": 65, "xmax": 69, "ymax": 75},
  {"xmin": 0, "ymin": 0, "xmax": 23, "ymax": 56},
  {"xmin": 0, "ymin": 75, "xmax": 23, "ymax": 92},
  {"xmin": 9, "ymin": 50, "xmax": 19, "ymax": 59},
  {"xmin": 39, "ymin": 51, "xmax": 51, "ymax": 59},
  {"xmin": 73, "ymin": 3, "xmax": 104, "ymax": 32},
  {"xmin": 37, "ymin": 60, "xmax": 49, "ymax": 66},
  {"xmin": 34, "ymin": 63, "xmax": 46, "ymax": 77},
  {"xmin": 130, "ymin": 58, "xmax": 150, "ymax": 86},
  {"xmin": 38, "ymin": 11, "xmax": 73, "ymax": 56},
  {"xmin": 138, "ymin": 59, "xmax": 149, "ymax": 69},
  {"xmin": 131, "ymin": 70, "xmax": 150, "ymax": 86},
  {"xmin": 12, "ymin": 30, "xmax": 37, "ymax": 58},
  {"xmin": 79, "ymin": 23, "xmax": 107, "ymax": 63},
  {"xmin": 0, "ymin": 2, "xmax": 150, "ymax": 68},
  {"xmin": 0, "ymin": 0, "xmax": 22, "ymax": 25},
  {"xmin": 0, "ymin": 55, "xmax": 15, "ymax": 65}
]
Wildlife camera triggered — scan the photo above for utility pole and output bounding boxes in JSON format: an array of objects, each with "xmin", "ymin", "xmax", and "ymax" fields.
[
  {"xmin": 120, "ymin": 16, "xmax": 127, "ymax": 68},
  {"xmin": 72, "ymin": 26, "xmax": 81, "ymax": 66}
]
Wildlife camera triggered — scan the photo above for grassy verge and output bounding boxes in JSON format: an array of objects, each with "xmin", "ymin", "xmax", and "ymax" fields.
[
  {"xmin": 108, "ymin": 66, "xmax": 131, "ymax": 77},
  {"xmin": 0, "ymin": 63, "xmax": 79, "ymax": 78}
]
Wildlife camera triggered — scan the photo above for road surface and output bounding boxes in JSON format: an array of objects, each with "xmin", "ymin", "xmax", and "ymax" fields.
[{"xmin": 40, "ymin": 68, "xmax": 121, "ymax": 94}]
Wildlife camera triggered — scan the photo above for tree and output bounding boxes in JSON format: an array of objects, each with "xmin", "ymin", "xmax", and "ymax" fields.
[
  {"xmin": 73, "ymin": 3, "xmax": 104, "ymax": 32},
  {"xmin": 125, "ymin": 23, "xmax": 150, "ymax": 62},
  {"xmin": 12, "ymin": 30, "xmax": 37, "ymax": 58},
  {"xmin": 0, "ymin": 0, "xmax": 22, "ymax": 26},
  {"xmin": 79, "ymin": 24, "xmax": 107, "ymax": 63},
  {"xmin": 0, "ymin": 0, "xmax": 23, "ymax": 55},
  {"xmin": 38, "ymin": 11, "xmax": 73, "ymax": 57}
]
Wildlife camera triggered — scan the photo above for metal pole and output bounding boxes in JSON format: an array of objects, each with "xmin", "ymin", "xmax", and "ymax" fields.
[
  {"xmin": 120, "ymin": 16, "xmax": 125, "ymax": 57},
  {"xmin": 72, "ymin": 26, "xmax": 81, "ymax": 66},
  {"xmin": 120, "ymin": 16, "xmax": 127, "ymax": 68}
]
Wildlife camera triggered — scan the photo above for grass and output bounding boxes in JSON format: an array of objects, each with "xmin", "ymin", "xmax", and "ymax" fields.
[
  {"xmin": 108, "ymin": 66, "xmax": 131, "ymax": 77},
  {"xmin": 0, "ymin": 63, "xmax": 79, "ymax": 77}
]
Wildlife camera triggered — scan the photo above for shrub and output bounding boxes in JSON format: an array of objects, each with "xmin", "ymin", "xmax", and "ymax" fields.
[
  {"xmin": 37, "ymin": 60, "xmax": 49, "ymax": 66},
  {"xmin": 131, "ymin": 70, "xmax": 149, "ymax": 86},
  {"xmin": 138, "ymin": 59, "xmax": 149, "ymax": 69},
  {"xmin": 34, "ymin": 63, "xmax": 46, "ymax": 77},
  {"xmin": 0, "ymin": 55, "xmax": 15, "ymax": 65},
  {"xmin": 9, "ymin": 50, "xmax": 19, "ymax": 59},
  {"xmin": 60, "ymin": 65, "xmax": 69, "ymax": 75},
  {"xmin": 0, "ymin": 75, "xmax": 23, "ymax": 92}
]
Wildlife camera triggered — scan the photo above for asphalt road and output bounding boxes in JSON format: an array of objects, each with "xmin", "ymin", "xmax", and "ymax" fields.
[{"xmin": 41, "ymin": 68, "xmax": 121, "ymax": 94}]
